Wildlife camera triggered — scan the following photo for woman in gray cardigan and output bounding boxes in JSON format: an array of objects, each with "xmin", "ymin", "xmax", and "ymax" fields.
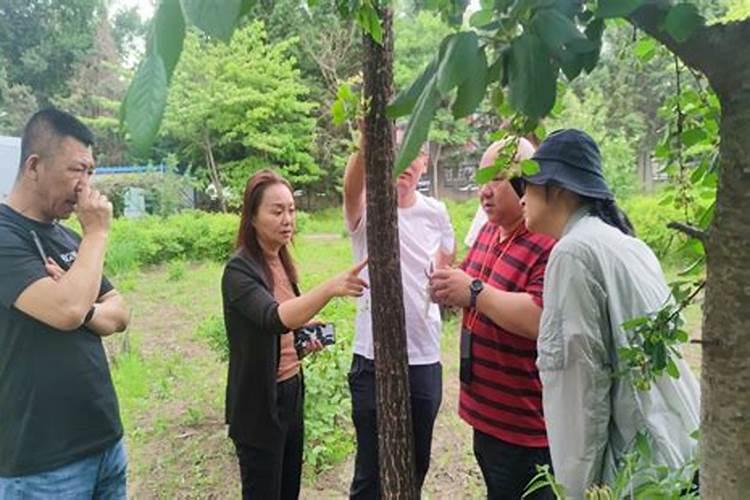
[{"xmin": 222, "ymin": 169, "xmax": 367, "ymax": 500}]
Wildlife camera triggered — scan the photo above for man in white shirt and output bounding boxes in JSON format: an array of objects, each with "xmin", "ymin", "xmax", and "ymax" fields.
[{"xmin": 344, "ymin": 131, "xmax": 455, "ymax": 499}]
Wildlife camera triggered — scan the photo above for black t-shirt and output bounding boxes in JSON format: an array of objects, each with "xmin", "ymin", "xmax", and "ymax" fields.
[{"xmin": 0, "ymin": 204, "xmax": 122, "ymax": 476}]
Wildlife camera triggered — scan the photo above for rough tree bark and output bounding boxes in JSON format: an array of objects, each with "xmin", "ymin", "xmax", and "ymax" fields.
[
  {"xmin": 362, "ymin": 4, "xmax": 418, "ymax": 499},
  {"xmin": 630, "ymin": 6, "xmax": 750, "ymax": 497}
]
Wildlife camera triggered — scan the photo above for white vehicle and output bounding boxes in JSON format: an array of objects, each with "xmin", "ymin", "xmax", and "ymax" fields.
[{"xmin": 0, "ymin": 136, "xmax": 21, "ymax": 201}]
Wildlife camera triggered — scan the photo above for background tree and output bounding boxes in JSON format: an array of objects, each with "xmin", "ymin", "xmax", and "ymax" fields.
[
  {"xmin": 161, "ymin": 22, "xmax": 318, "ymax": 211},
  {"xmin": 55, "ymin": 7, "xmax": 130, "ymax": 165},
  {"xmin": 251, "ymin": 0, "xmax": 363, "ymax": 200},
  {"xmin": 111, "ymin": 5, "xmax": 148, "ymax": 65},
  {"xmin": 394, "ymin": 10, "xmax": 477, "ymax": 195},
  {"xmin": 0, "ymin": 0, "xmax": 100, "ymax": 103},
  {"xmin": 0, "ymin": 63, "xmax": 37, "ymax": 135}
]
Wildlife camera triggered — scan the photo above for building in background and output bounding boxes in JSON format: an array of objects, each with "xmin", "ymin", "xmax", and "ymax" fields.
[{"xmin": 0, "ymin": 136, "xmax": 21, "ymax": 201}]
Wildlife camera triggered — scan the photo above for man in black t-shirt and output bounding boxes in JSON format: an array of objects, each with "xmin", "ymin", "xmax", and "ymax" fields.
[{"xmin": 0, "ymin": 109, "xmax": 130, "ymax": 498}]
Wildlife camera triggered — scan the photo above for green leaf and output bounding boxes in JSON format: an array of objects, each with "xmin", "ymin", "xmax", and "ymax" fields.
[
  {"xmin": 560, "ymin": 55, "xmax": 585, "ymax": 80},
  {"xmin": 452, "ymin": 48, "xmax": 488, "ymax": 118},
  {"xmin": 654, "ymin": 141, "xmax": 670, "ymax": 159},
  {"xmin": 681, "ymin": 128, "xmax": 708, "ymax": 147},
  {"xmin": 581, "ymin": 17, "xmax": 604, "ymax": 72},
  {"xmin": 180, "ymin": 0, "xmax": 241, "ymax": 42},
  {"xmin": 507, "ymin": 33, "xmax": 558, "ymax": 119},
  {"xmin": 622, "ymin": 316, "xmax": 649, "ymax": 330},
  {"xmin": 487, "ymin": 53, "xmax": 505, "ymax": 84},
  {"xmin": 679, "ymin": 256, "xmax": 705, "ymax": 276},
  {"xmin": 337, "ymin": 83, "xmax": 354, "ymax": 101},
  {"xmin": 596, "ymin": 0, "xmax": 643, "ymax": 18},
  {"xmin": 698, "ymin": 200, "xmax": 715, "ymax": 227},
  {"xmin": 470, "ymin": 9, "xmax": 495, "ymax": 28},
  {"xmin": 436, "ymin": 31, "xmax": 479, "ymax": 96},
  {"xmin": 331, "ymin": 99, "xmax": 346, "ymax": 126},
  {"xmin": 394, "ymin": 78, "xmax": 440, "ymax": 174},
  {"xmin": 520, "ymin": 159, "xmax": 540, "ymax": 176},
  {"xmin": 690, "ymin": 158, "xmax": 708, "ymax": 183},
  {"xmin": 123, "ymin": 53, "xmax": 169, "ymax": 154},
  {"xmin": 150, "ymin": 0, "xmax": 186, "ymax": 78},
  {"xmin": 387, "ymin": 58, "xmax": 438, "ymax": 118},
  {"xmin": 357, "ymin": 2, "xmax": 383, "ymax": 44},
  {"xmin": 663, "ymin": 3, "xmax": 704, "ymax": 43},
  {"xmin": 635, "ymin": 432, "xmax": 652, "ymax": 461},
  {"xmin": 666, "ymin": 357, "xmax": 680, "ymax": 378},
  {"xmin": 653, "ymin": 342, "xmax": 667, "ymax": 370},
  {"xmin": 489, "ymin": 129, "xmax": 508, "ymax": 142},
  {"xmin": 633, "ymin": 37, "xmax": 657, "ymax": 61},
  {"xmin": 675, "ymin": 329, "xmax": 689, "ymax": 343},
  {"xmin": 531, "ymin": 8, "xmax": 592, "ymax": 59},
  {"xmin": 475, "ymin": 164, "xmax": 501, "ymax": 184}
]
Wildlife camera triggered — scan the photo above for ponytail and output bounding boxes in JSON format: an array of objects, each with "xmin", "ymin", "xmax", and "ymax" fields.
[{"xmin": 585, "ymin": 197, "xmax": 635, "ymax": 236}]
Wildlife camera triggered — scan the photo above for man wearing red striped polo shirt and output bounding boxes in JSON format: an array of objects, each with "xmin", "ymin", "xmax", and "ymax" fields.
[{"xmin": 430, "ymin": 138, "xmax": 556, "ymax": 499}]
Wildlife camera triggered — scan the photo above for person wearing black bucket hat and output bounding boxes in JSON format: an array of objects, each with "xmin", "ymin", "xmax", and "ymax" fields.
[{"xmin": 520, "ymin": 129, "xmax": 700, "ymax": 497}]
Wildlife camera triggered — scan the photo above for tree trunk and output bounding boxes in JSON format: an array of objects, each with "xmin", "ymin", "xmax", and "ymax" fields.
[
  {"xmin": 700, "ymin": 85, "xmax": 750, "ymax": 499},
  {"xmin": 362, "ymin": 4, "xmax": 418, "ymax": 499},
  {"xmin": 626, "ymin": 11, "xmax": 750, "ymax": 496},
  {"xmin": 204, "ymin": 132, "xmax": 227, "ymax": 213}
]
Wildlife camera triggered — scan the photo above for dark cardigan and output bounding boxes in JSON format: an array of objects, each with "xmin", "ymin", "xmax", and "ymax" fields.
[{"xmin": 221, "ymin": 249, "xmax": 300, "ymax": 449}]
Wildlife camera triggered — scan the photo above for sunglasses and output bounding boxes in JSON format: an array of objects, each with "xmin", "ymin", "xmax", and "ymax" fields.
[{"xmin": 509, "ymin": 177, "xmax": 526, "ymax": 198}]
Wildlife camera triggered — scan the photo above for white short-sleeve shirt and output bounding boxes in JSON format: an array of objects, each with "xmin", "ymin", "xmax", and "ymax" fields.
[{"xmin": 347, "ymin": 193, "xmax": 455, "ymax": 365}]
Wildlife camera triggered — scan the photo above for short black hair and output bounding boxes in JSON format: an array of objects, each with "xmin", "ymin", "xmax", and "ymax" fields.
[{"xmin": 19, "ymin": 108, "xmax": 95, "ymax": 171}]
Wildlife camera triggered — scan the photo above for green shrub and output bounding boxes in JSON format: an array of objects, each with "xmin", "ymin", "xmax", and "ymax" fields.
[
  {"xmin": 294, "ymin": 210, "xmax": 311, "ymax": 234},
  {"xmin": 300, "ymin": 298, "xmax": 357, "ymax": 473},
  {"xmin": 621, "ymin": 194, "xmax": 686, "ymax": 259},
  {"xmin": 196, "ymin": 314, "xmax": 228, "ymax": 362},
  {"xmin": 101, "ymin": 211, "xmax": 239, "ymax": 275}
]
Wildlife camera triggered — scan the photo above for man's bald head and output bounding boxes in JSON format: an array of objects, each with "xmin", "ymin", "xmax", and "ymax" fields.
[{"xmin": 479, "ymin": 137, "xmax": 536, "ymax": 169}]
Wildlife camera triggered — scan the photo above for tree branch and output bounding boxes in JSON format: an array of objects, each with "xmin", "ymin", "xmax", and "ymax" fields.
[
  {"xmin": 667, "ymin": 221, "xmax": 707, "ymax": 242},
  {"xmin": 628, "ymin": 1, "xmax": 750, "ymax": 97}
]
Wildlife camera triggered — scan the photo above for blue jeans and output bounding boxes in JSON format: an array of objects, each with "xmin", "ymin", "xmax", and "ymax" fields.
[{"xmin": 0, "ymin": 438, "xmax": 127, "ymax": 500}]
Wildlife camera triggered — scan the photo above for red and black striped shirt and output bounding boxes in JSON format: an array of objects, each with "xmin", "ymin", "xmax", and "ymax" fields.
[{"xmin": 459, "ymin": 222, "xmax": 555, "ymax": 448}]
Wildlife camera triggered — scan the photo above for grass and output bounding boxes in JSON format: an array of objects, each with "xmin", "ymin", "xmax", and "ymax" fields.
[{"xmin": 298, "ymin": 207, "xmax": 348, "ymax": 236}]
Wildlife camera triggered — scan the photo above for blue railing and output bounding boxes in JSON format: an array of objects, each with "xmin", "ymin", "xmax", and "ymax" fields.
[{"xmin": 96, "ymin": 164, "xmax": 166, "ymax": 175}]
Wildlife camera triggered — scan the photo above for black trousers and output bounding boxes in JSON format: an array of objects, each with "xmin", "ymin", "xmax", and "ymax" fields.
[
  {"xmin": 348, "ymin": 354, "xmax": 442, "ymax": 500},
  {"xmin": 233, "ymin": 374, "xmax": 304, "ymax": 500},
  {"xmin": 473, "ymin": 429, "xmax": 554, "ymax": 500}
]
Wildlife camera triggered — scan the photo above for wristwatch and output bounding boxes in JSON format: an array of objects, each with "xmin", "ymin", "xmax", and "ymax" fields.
[{"xmin": 469, "ymin": 279, "xmax": 484, "ymax": 308}]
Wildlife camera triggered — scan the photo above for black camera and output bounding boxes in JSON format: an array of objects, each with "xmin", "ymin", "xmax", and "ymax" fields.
[{"xmin": 293, "ymin": 323, "xmax": 336, "ymax": 353}]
